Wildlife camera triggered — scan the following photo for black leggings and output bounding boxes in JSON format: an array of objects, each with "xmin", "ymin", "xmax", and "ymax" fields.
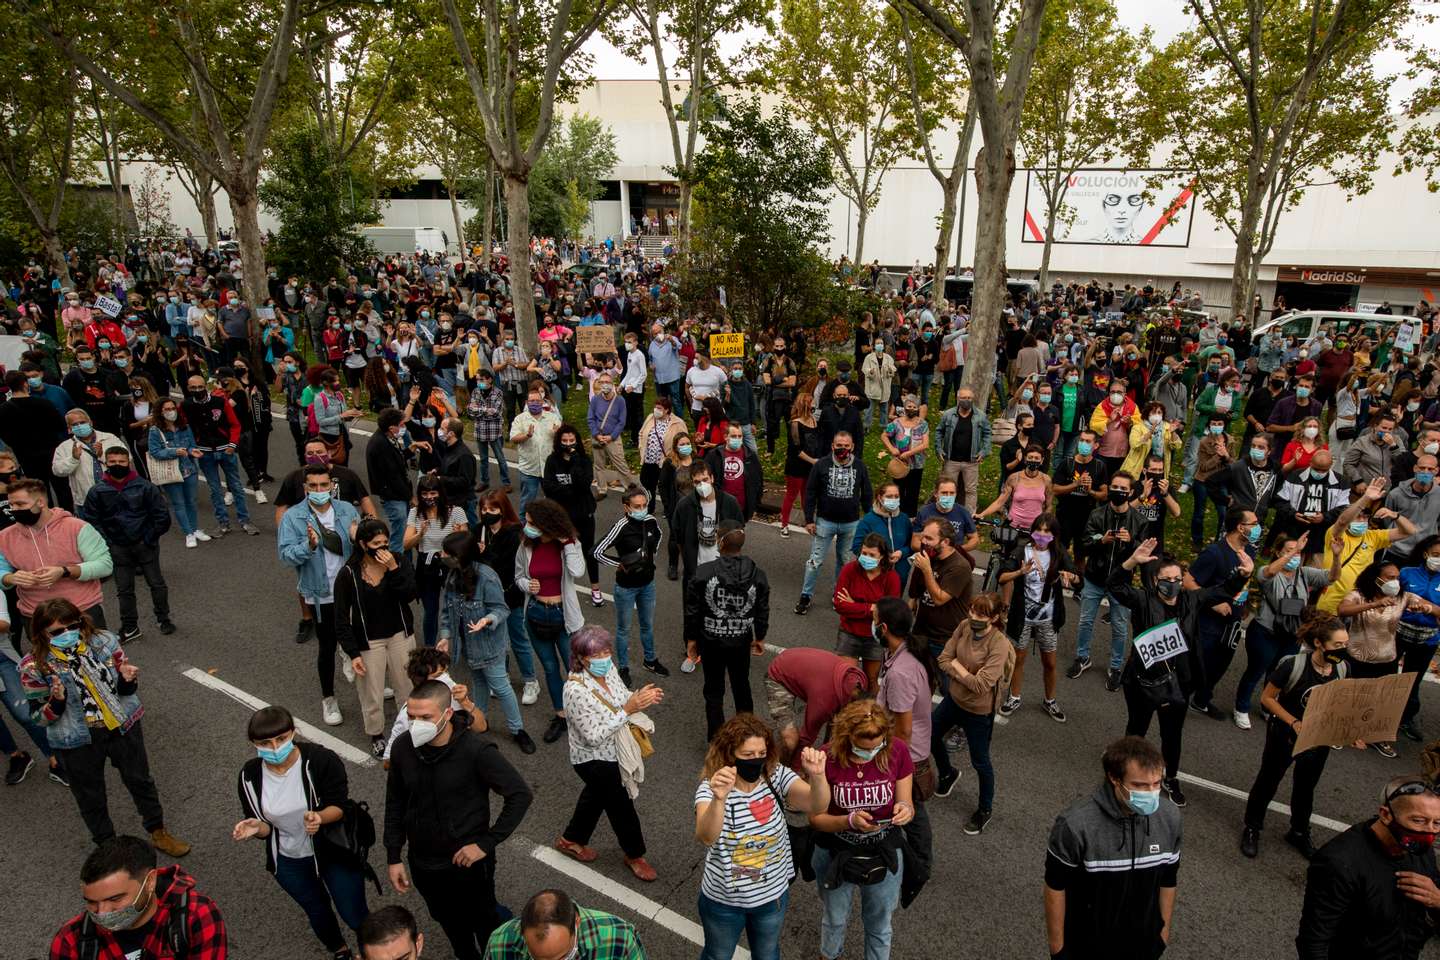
[
  {"xmin": 624, "ymin": 391, "xmax": 644, "ymax": 447},
  {"xmin": 1123, "ymin": 681, "xmax": 1186, "ymax": 781},
  {"xmin": 313, "ymin": 601, "xmax": 338, "ymax": 697},
  {"xmin": 766, "ymin": 397, "xmax": 792, "ymax": 455},
  {"xmin": 1244, "ymin": 718, "xmax": 1329, "ymax": 833},
  {"xmin": 896, "ymin": 468, "xmax": 924, "ymax": 517}
]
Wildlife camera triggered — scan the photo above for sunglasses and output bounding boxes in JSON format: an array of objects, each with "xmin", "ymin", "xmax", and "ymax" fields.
[
  {"xmin": 1385, "ymin": 780, "xmax": 1440, "ymax": 804},
  {"xmin": 45, "ymin": 622, "xmax": 80, "ymax": 638}
]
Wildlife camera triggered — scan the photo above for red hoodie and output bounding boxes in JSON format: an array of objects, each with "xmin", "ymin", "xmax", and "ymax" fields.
[
  {"xmin": 767, "ymin": 648, "xmax": 869, "ymax": 750},
  {"xmin": 832, "ymin": 560, "xmax": 901, "ymax": 637}
]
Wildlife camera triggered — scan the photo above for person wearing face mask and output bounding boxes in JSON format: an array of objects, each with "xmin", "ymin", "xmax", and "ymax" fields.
[
  {"xmin": 234, "ymin": 706, "xmax": 369, "ymax": 959},
  {"xmin": 997, "ymin": 514, "xmax": 1079, "ymax": 723},
  {"xmin": 930, "ymin": 592, "xmax": 1011, "ymax": 833},
  {"xmin": 1121, "ymin": 400, "xmax": 1181, "ymax": 483},
  {"xmin": 1239, "ymin": 613, "xmax": 1360, "ymax": 861},
  {"xmin": 181, "ymin": 373, "xmax": 258, "ymax": 535},
  {"xmin": 721, "ymin": 359, "xmax": 759, "ymax": 455},
  {"xmin": 20, "ymin": 599, "xmax": 189, "ymax": 856},
  {"xmin": 595, "ymin": 487, "xmax": 668, "ymax": 684},
  {"xmin": 1088, "ymin": 377, "xmax": 1140, "ymax": 477},
  {"xmin": 53, "ymin": 408, "xmax": 127, "ymax": 510},
  {"xmin": 366, "ymin": 408, "xmax": 418, "ymax": 556},
  {"xmin": 1384, "ymin": 453, "xmax": 1440, "ymax": 565},
  {"xmin": 462, "ymin": 369, "xmax": 510, "ymax": 493},
  {"xmin": 862, "ymin": 341, "xmax": 898, "ymax": 429},
  {"xmin": 78, "ymin": 445, "xmax": 173, "ymax": 643},
  {"xmin": 1344, "ymin": 412, "xmax": 1402, "ymax": 486},
  {"xmin": 978, "ymin": 442, "xmax": 1053, "ymax": 535},
  {"xmin": 796, "ymin": 432, "xmax": 872, "ymax": 617},
  {"xmin": 383, "ymin": 680, "xmax": 534, "ymax": 960},
  {"xmin": 49, "ymin": 835, "xmax": 223, "ymax": 960},
  {"xmin": 1219, "ymin": 431, "xmax": 1281, "ymax": 532},
  {"xmin": 1043, "ymin": 736, "xmax": 1181, "ymax": 960},
  {"xmin": 474, "ymin": 491, "xmax": 541, "ymax": 707},
  {"xmin": 1070, "ymin": 471, "xmax": 1148, "ymax": 690},
  {"xmin": 1317, "ymin": 475, "xmax": 1416, "ymax": 614},
  {"xmin": 685, "ymin": 522, "xmax": 770, "ymax": 740},
  {"xmin": 1272, "ymin": 447, "xmax": 1348, "ymax": 560},
  {"xmin": 936, "ymin": 388, "xmax": 991, "ymax": 514},
  {"xmin": 556, "ymin": 626, "xmax": 664, "ymax": 881},
  {"xmin": 542, "ymin": 424, "xmax": 605, "ymax": 607},
  {"xmin": 485, "ymin": 889, "xmax": 645, "ymax": 960},
  {"xmin": 704, "ymin": 423, "xmax": 764, "ymax": 524},
  {"xmin": 587, "ymin": 372, "xmax": 637, "ymax": 495},
  {"xmin": 278, "ymin": 467, "xmax": 361, "ymax": 727},
  {"xmin": 883, "ymin": 394, "xmax": 931, "ymax": 515},
  {"xmin": 808, "ymin": 699, "xmax": 915, "ymax": 959},
  {"xmin": 1296, "ymin": 776, "xmax": 1440, "ymax": 958},
  {"xmin": 0, "ymin": 368, "xmax": 69, "ymax": 502},
  {"xmin": 637, "ymin": 395, "xmax": 684, "ymax": 505},
  {"xmin": 510, "ymin": 383, "xmax": 562, "ymax": 517}
]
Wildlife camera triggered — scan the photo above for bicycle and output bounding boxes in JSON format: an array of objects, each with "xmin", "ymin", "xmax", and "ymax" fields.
[{"xmin": 976, "ymin": 515, "xmax": 1023, "ymax": 594}]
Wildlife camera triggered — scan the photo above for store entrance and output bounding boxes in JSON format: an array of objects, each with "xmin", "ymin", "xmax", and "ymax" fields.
[
  {"xmin": 628, "ymin": 182, "xmax": 680, "ymax": 235},
  {"xmin": 1275, "ymin": 281, "xmax": 1358, "ymax": 312}
]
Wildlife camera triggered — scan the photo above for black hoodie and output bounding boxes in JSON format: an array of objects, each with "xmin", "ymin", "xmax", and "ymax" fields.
[
  {"xmin": 685, "ymin": 554, "xmax": 771, "ymax": 647},
  {"xmin": 383, "ymin": 710, "xmax": 533, "ymax": 869}
]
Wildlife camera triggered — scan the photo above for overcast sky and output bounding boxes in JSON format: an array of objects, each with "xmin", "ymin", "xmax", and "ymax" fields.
[{"xmin": 583, "ymin": 0, "xmax": 1438, "ymax": 105}]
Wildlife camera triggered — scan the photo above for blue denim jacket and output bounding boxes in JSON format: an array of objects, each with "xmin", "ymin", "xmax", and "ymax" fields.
[
  {"xmin": 277, "ymin": 500, "xmax": 359, "ymax": 604},
  {"xmin": 20, "ymin": 630, "xmax": 142, "ymax": 749},
  {"xmin": 440, "ymin": 562, "xmax": 510, "ymax": 668},
  {"xmin": 148, "ymin": 425, "xmax": 200, "ymax": 479}
]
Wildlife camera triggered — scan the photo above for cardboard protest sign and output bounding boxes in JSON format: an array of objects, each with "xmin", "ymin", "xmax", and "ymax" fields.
[
  {"xmin": 1292, "ymin": 673, "xmax": 1414, "ymax": 757},
  {"xmin": 709, "ymin": 332, "xmax": 744, "ymax": 359},
  {"xmin": 575, "ymin": 325, "xmax": 616, "ymax": 354}
]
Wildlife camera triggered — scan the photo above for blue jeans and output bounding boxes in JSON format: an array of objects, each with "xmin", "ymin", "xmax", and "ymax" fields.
[
  {"xmin": 161, "ymin": 474, "xmax": 199, "ymax": 535},
  {"xmin": 198, "ymin": 451, "xmax": 249, "ymax": 525},
  {"xmin": 527, "ymin": 601, "xmax": 570, "ymax": 711},
  {"xmin": 477, "ymin": 438, "xmax": 511, "ymax": 486},
  {"xmin": 0, "ymin": 656, "xmax": 50, "ymax": 758},
  {"xmin": 466, "ymin": 655, "xmax": 524, "ymax": 734},
  {"xmin": 380, "ymin": 499, "xmax": 408, "ymax": 554},
  {"xmin": 930, "ymin": 696, "xmax": 995, "ymax": 810},
  {"xmin": 916, "ymin": 372, "xmax": 934, "ymax": 402},
  {"xmin": 1076, "ymin": 578, "xmax": 1133, "ymax": 671},
  {"xmin": 434, "ymin": 367, "xmax": 457, "ymax": 399},
  {"xmin": 811, "ymin": 845, "xmax": 903, "ymax": 960},
  {"xmin": 1190, "ymin": 479, "xmax": 1217, "ymax": 544},
  {"xmin": 698, "ymin": 890, "xmax": 789, "ymax": 960},
  {"xmin": 739, "ymin": 424, "xmax": 758, "ymax": 456},
  {"xmin": 1181, "ymin": 434, "xmax": 1201, "ymax": 486},
  {"xmin": 507, "ymin": 606, "xmax": 536, "ymax": 682},
  {"xmin": 518, "ymin": 473, "xmax": 542, "ymax": 518},
  {"xmin": 272, "ymin": 854, "xmax": 369, "ymax": 953},
  {"xmin": 1235, "ymin": 619, "xmax": 1297, "ymax": 713},
  {"xmin": 802, "ymin": 518, "xmax": 859, "ymax": 598},
  {"xmin": 612, "ymin": 582, "xmax": 656, "ymax": 667}
]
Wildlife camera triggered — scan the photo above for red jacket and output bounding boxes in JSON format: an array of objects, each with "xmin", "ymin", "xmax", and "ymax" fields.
[
  {"xmin": 49, "ymin": 866, "xmax": 227, "ymax": 960},
  {"xmin": 83, "ymin": 319, "xmax": 127, "ymax": 350},
  {"xmin": 832, "ymin": 560, "xmax": 901, "ymax": 637}
]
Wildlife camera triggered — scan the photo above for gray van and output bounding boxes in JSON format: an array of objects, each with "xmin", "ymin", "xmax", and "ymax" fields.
[{"xmin": 916, "ymin": 275, "xmax": 1039, "ymax": 306}]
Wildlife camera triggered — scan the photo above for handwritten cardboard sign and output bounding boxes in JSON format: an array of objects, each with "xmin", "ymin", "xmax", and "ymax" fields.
[
  {"xmin": 575, "ymin": 325, "xmax": 616, "ymax": 354},
  {"xmin": 1292, "ymin": 672, "xmax": 1414, "ymax": 757}
]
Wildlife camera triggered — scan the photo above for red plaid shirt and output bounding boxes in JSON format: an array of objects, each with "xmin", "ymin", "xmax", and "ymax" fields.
[{"xmin": 49, "ymin": 866, "xmax": 227, "ymax": 960}]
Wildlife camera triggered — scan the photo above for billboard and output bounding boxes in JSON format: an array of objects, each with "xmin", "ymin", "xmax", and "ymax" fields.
[{"xmin": 1021, "ymin": 169, "xmax": 1195, "ymax": 247}]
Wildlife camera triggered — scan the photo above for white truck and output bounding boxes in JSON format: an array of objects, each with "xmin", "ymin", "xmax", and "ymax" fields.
[{"xmin": 362, "ymin": 226, "xmax": 449, "ymax": 256}]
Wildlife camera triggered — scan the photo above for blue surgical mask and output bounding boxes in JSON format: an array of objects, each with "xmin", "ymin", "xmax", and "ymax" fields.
[
  {"xmin": 1021, "ymin": 389, "xmax": 1033, "ymax": 401},
  {"xmin": 851, "ymin": 741, "xmax": 885, "ymax": 762},
  {"xmin": 72, "ymin": 423, "xmax": 93, "ymax": 439},
  {"xmin": 1247, "ymin": 523, "xmax": 1262, "ymax": 543},
  {"xmin": 1417, "ymin": 472, "xmax": 1435, "ymax": 486},
  {"xmin": 1249, "ymin": 447, "xmax": 1265, "ymax": 461},
  {"xmin": 1295, "ymin": 386, "xmax": 1310, "ymax": 400},
  {"xmin": 1076, "ymin": 441, "xmax": 1093, "ymax": 457},
  {"xmin": 256, "ymin": 737, "xmax": 296, "ymax": 765},
  {"xmin": 1209, "ymin": 424, "xmax": 1224, "ymax": 435},
  {"xmin": 881, "ymin": 497, "xmax": 900, "ymax": 513},
  {"xmin": 1127, "ymin": 787, "xmax": 1160, "ymax": 816},
  {"xmin": 421, "ymin": 417, "xmax": 436, "ymax": 429},
  {"xmin": 79, "ymin": 359, "xmax": 96, "ymax": 371},
  {"xmin": 676, "ymin": 444, "xmax": 693, "ymax": 457},
  {"xmin": 937, "ymin": 494, "xmax": 956, "ymax": 511},
  {"xmin": 26, "ymin": 376, "xmax": 42, "ymax": 390},
  {"xmin": 1284, "ymin": 555, "xmax": 1301, "ymax": 571},
  {"xmin": 627, "ymin": 509, "xmax": 649, "ymax": 521},
  {"xmin": 48, "ymin": 628, "xmax": 82, "ymax": 651},
  {"xmin": 726, "ymin": 437, "xmax": 743, "ymax": 450},
  {"xmin": 114, "ymin": 358, "xmax": 129, "ymax": 369},
  {"xmin": 307, "ymin": 490, "xmax": 331, "ymax": 507},
  {"xmin": 587, "ymin": 656, "xmax": 612, "ymax": 678},
  {"xmin": 857, "ymin": 553, "xmax": 880, "ymax": 571},
  {"xmin": 1348, "ymin": 520, "xmax": 1368, "ymax": 536},
  {"xmin": 524, "ymin": 523, "xmax": 542, "ymax": 539}
]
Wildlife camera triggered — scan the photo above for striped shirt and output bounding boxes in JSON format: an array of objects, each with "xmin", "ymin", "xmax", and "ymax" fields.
[{"xmin": 695, "ymin": 766, "xmax": 799, "ymax": 908}]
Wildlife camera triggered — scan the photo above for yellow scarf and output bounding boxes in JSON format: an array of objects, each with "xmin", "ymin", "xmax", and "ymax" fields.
[{"xmin": 51, "ymin": 642, "xmax": 124, "ymax": 731}]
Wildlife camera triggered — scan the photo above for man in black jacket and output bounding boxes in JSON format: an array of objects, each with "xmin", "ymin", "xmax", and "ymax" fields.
[
  {"xmin": 434, "ymin": 416, "xmax": 479, "ymax": 526},
  {"xmin": 818, "ymin": 383, "xmax": 865, "ymax": 457},
  {"xmin": 685, "ymin": 521, "xmax": 770, "ymax": 740},
  {"xmin": 1070, "ymin": 471, "xmax": 1150, "ymax": 691},
  {"xmin": 366, "ymin": 408, "xmax": 415, "ymax": 554},
  {"xmin": 384, "ymin": 680, "xmax": 533, "ymax": 960},
  {"xmin": 703, "ymin": 423, "xmax": 763, "ymax": 522},
  {"xmin": 595, "ymin": 486, "xmax": 668, "ymax": 683},
  {"xmin": 80, "ymin": 444, "xmax": 173, "ymax": 643},
  {"xmin": 797, "ymin": 431, "xmax": 872, "ymax": 616},
  {"xmin": 671, "ymin": 461, "xmax": 744, "ymax": 600},
  {"xmin": 1297, "ymin": 776, "xmax": 1440, "ymax": 960}
]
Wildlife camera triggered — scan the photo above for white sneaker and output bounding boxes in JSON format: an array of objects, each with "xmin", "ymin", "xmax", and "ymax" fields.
[
  {"xmin": 383, "ymin": 687, "xmax": 394, "ymax": 700},
  {"xmin": 340, "ymin": 655, "xmax": 355, "ymax": 684},
  {"xmin": 255, "ymin": 489, "xmax": 268, "ymax": 504},
  {"xmin": 1177, "ymin": 483, "xmax": 1191, "ymax": 495},
  {"xmin": 681, "ymin": 656, "xmax": 699, "ymax": 674},
  {"xmin": 185, "ymin": 534, "xmax": 197, "ymax": 549},
  {"xmin": 1233, "ymin": 710, "xmax": 1253, "ymax": 731},
  {"xmin": 321, "ymin": 696, "xmax": 342, "ymax": 726},
  {"xmin": 194, "ymin": 529, "xmax": 212, "ymax": 542},
  {"xmin": 521, "ymin": 679, "xmax": 540, "ymax": 705},
  {"xmin": 224, "ymin": 491, "xmax": 234, "ymax": 505}
]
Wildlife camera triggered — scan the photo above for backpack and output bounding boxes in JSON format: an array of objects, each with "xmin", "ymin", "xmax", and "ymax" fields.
[
  {"xmin": 938, "ymin": 340, "xmax": 958, "ymax": 372},
  {"xmin": 332, "ymin": 798, "xmax": 383, "ymax": 894},
  {"xmin": 1278, "ymin": 650, "xmax": 1348, "ymax": 695}
]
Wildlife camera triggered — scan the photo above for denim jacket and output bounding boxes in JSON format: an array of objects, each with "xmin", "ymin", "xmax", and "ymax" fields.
[
  {"xmin": 147, "ymin": 425, "xmax": 199, "ymax": 479},
  {"xmin": 20, "ymin": 630, "xmax": 142, "ymax": 749},
  {"xmin": 440, "ymin": 561, "xmax": 511, "ymax": 668},
  {"xmin": 277, "ymin": 500, "xmax": 359, "ymax": 605}
]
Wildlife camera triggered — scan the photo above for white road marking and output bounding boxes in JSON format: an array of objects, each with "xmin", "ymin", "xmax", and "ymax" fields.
[
  {"xmin": 1175, "ymin": 771, "xmax": 1350, "ymax": 834},
  {"xmin": 525, "ymin": 841, "xmax": 745, "ymax": 958},
  {"xmin": 181, "ymin": 666, "xmax": 377, "ymax": 767}
]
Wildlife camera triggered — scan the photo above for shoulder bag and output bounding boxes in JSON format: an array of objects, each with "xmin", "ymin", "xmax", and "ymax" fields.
[{"xmin": 145, "ymin": 432, "xmax": 184, "ymax": 485}]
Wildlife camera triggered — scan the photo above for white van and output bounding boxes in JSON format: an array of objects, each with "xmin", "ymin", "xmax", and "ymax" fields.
[
  {"xmin": 916, "ymin": 275, "xmax": 1039, "ymax": 306},
  {"xmin": 363, "ymin": 226, "xmax": 450, "ymax": 256},
  {"xmin": 1253, "ymin": 310, "xmax": 1406, "ymax": 344}
]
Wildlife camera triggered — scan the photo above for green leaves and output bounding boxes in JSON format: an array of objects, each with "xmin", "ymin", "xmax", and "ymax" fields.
[
  {"xmin": 528, "ymin": 114, "xmax": 618, "ymax": 238},
  {"xmin": 258, "ymin": 123, "xmax": 378, "ymax": 282}
]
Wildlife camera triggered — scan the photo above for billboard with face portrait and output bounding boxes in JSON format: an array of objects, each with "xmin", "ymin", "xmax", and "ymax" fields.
[{"xmin": 1021, "ymin": 169, "xmax": 1196, "ymax": 247}]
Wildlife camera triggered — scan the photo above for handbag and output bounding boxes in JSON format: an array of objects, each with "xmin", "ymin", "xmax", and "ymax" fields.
[
  {"xmin": 586, "ymin": 676, "xmax": 654, "ymax": 758},
  {"xmin": 145, "ymin": 451, "xmax": 183, "ymax": 485},
  {"xmin": 1136, "ymin": 661, "xmax": 1186, "ymax": 708},
  {"xmin": 885, "ymin": 456, "xmax": 911, "ymax": 479},
  {"xmin": 762, "ymin": 772, "xmax": 814, "ymax": 884}
]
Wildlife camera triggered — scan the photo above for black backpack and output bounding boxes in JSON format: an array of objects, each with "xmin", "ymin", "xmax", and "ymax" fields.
[
  {"xmin": 77, "ymin": 889, "xmax": 188, "ymax": 960},
  {"xmin": 332, "ymin": 798, "xmax": 383, "ymax": 894}
]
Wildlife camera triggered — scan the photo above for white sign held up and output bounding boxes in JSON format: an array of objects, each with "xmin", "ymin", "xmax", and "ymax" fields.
[{"xmin": 1133, "ymin": 619, "xmax": 1188, "ymax": 671}]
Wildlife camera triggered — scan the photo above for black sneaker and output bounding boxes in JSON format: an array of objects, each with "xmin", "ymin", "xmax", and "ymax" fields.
[
  {"xmin": 1401, "ymin": 721, "xmax": 1425, "ymax": 742},
  {"xmin": 294, "ymin": 620, "xmax": 314, "ymax": 644},
  {"xmin": 1105, "ymin": 668, "xmax": 1122, "ymax": 692},
  {"xmin": 5, "ymin": 751, "xmax": 34, "ymax": 786},
  {"xmin": 794, "ymin": 595, "xmax": 811, "ymax": 616},
  {"xmin": 618, "ymin": 667, "xmax": 632, "ymax": 688},
  {"xmin": 217, "ymin": 524, "xmax": 232, "ymax": 537},
  {"xmin": 514, "ymin": 730, "xmax": 538, "ymax": 755},
  {"xmin": 1066, "ymin": 657, "xmax": 1091, "ymax": 680},
  {"xmin": 370, "ymin": 736, "xmax": 387, "ymax": 760},
  {"xmin": 1371, "ymin": 741, "xmax": 1399, "ymax": 759},
  {"xmin": 643, "ymin": 658, "xmax": 670, "ymax": 677},
  {"xmin": 118, "ymin": 628, "xmax": 142, "ymax": 645},
  {"xmin": 963, "ymin": 809, "xmax": 992, "ymax": 835},
  {"xmin": 158, "ymin": 621, "xmax": 177, "ymax": 635},
  {"xmin": 1284, "ymin": 829, "xmax": 1316, "ymax": 860},
  {"xmin": 667, "ymin": 562, "xmax": 679, "ymax": 581},
  {"xmin": 997, "ymin": 695, "xmax": 1021, "ymax": 718},
  {"xmin": 1043, "ymin": 699, "xmax": 1067, "ymax": 723},
  {"xmin": 1163, "ymin": 778, "xmax": 1187, "ymax": 808},
  {"xmin": 48, "ymin": 761, "xmax": 69, "ymax": 787},
  {"xmin": 543, "ymin": 716, "xmax": 568, "ymax": 744},
  {"xmin": 1240, "ymin": 827, "xmax": 1260, "ymax": 859},
  {"xmin": 934, "ymin": 769, "xmax": 960, "ymax": 798}
]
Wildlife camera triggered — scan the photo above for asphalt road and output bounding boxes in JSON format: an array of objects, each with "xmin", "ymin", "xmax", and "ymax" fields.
[{"xmin": 4, "ymin": 415, "xmax": 1437, "ymax": 960}]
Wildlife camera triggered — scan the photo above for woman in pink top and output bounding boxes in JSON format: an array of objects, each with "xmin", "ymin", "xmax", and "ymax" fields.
[
  {"xmin": 1089, "ymin": 377, "xmax": 1139, "ymax": 475},
  {"xmin": 976, "ymin": 443, "xmax": 1053, "ymax": 532}
]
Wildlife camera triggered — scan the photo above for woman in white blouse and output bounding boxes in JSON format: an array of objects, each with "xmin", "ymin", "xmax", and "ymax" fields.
[{"xmin": 555, "ymin": 625, "xmax": 665, "ymax": 882}]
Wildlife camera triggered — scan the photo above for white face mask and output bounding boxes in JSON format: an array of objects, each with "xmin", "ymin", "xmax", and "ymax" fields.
[
  {"xmin": 1427, "ymin": 556, "xmax": 1440, "ymax": 572},
  {"xmin": 1148, "ymin": 415, "xmax": 1162, "ymax": 427},
  {"xmin": 408, "ymin": 710, "xmax": 449, "ymax": 748},
  {"xmin": 1380, "ymin": 579, "xmax": 1401, "ymax": 597},
  {"xmin": 1303, "ymin": 426, "xmax": 1319, "ymax": 439}
]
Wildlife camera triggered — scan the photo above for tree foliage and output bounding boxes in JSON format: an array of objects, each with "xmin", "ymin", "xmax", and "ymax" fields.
[
  {"xmin": 676, "ymin": 97, "xmax": 840, "ymax": 333},
  {"xmin": 529, "ymin": 114, "xmax": 618, "ymax": 240},
  {"xmin": 1396, "ymin": 45, "xmax": 1440, "ymax": 195},
  {"xmin": 259, "ymin": 123, "xmax": 378, "ymax": 282}
]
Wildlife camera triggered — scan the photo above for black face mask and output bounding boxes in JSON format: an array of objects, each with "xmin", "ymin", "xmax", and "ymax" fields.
[
  {"xmin": 482, "ymin": 512, "xmax": 503, "ymax": 526},
  {"xmin": 187, "ymin": 390, "xmax": 208, "ymax": 401},
  {"xmin": 1108, "ymin": 488, "xmax": 1131, "ymax": 505},
  {"xmin": 12, "ymin": 507, "xmax": 41, "ymax": 526},
  {"xmin": 834, "ymin": 397, "xmax": 849, "ymax": 408},
  {"xmin": 1155, "ymin": 579, "xmax": 1181, "ymax": 600},
  {"xmin": 105, "ymin": 465, "xmax": 129, "ymax": 479},
  {"xmin": 734, "ymin": 756, "xmax": 766, "ymax": 783}
]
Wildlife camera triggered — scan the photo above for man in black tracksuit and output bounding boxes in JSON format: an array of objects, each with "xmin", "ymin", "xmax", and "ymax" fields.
[
  {"xmin": 595, "ymin": 487, "xmax": 667, "ymax": 681},
  {"xmin": 1045, "ymin": 736, "xmax": 1182, "ymax": 960},
  {"xmin": 384, "ymin": 680, "xmax": 532, "ymax": 960},
  {"xmin": 685, "ymin": 521, "xmax": 771, "ymax": 740},
  {"xmin": 80, "ymin": 444, "xmax": 173, "ymax": 642}
]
